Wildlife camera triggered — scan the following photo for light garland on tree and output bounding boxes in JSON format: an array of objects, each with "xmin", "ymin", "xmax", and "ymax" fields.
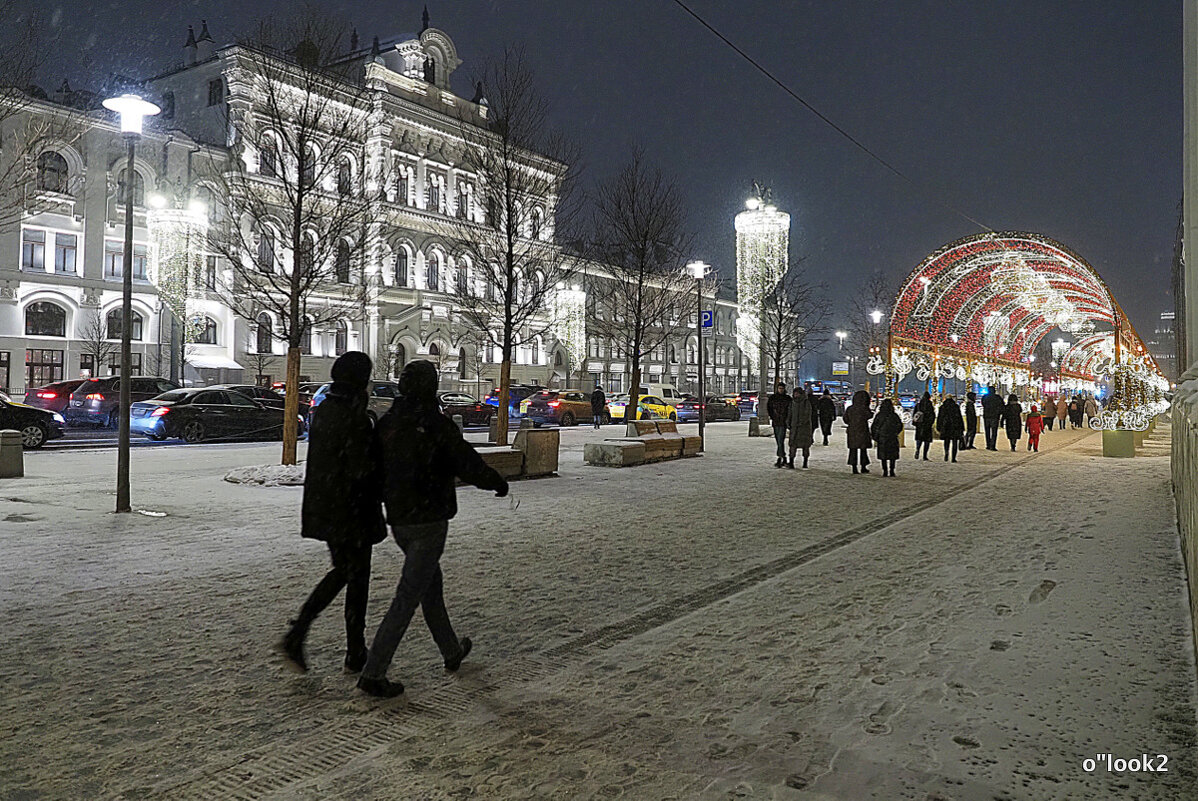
[
  {"xmin": 734, "ymin": 194, "xmax": 789, "ymax": 371},
  {"xmin": 550, "ymin": 284, "xmax": 587, "ymax": 372}
]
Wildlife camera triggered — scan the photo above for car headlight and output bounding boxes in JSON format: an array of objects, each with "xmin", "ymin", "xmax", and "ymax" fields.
[{"xmin": 52, "ymin": 412, "xmax": 65, "ymax": 424}]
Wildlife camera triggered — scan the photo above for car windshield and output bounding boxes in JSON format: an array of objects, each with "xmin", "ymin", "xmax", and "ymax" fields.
[{"xmin": 155, "ymin": 390, "xmax": 191, "ymax": 402}]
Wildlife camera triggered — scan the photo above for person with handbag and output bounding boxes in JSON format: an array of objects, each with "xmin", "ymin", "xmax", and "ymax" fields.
[{"xmin": 844, "ymin": 389, "xmax": 874, "ymax": 474}]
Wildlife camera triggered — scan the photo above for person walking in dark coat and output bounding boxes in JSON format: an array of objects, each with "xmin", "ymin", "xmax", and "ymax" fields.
[
  {"xmin": 1068, "ymin": 397, "xmax": 1083, "ymax": 429},
  {"xmin": 981, "ymin": 385, "xmax": 1005, "ymax": 450},
  {"xmin": 357, "ymin": 360, "xmax": 509, "ymax": 698},
  {"xmin": 912, "ymin": 391, "xmax": 935, "ymax": 461},
  {"xmin": 817, "ymin": 390, "xmax": 836, "ymax": 445},
  {"xmin": 937, "ymin": 395, "xmax": 964, "ymax": 462},
  {"xmin": 963, "ymin": 390, "xmax": 979, "ymax": 449},
  {"xmin": 869, "ymin": 397, "xmax": 903, "ymax": 476},
  {"xmin": 1003, "ymin": 394, "xmax": 1024, "ymax": 451},
  {"xmin": 590, "ymin": 384, "xmax": 606, "ymax": 429},
  {"xmin": 279, "ymin": 351, "xmax": 386, "ymax": 675},
  {"xmin": 787, "ymin": 386, "xmax": 814, "ymax": 469},
  {"xmin": 844, "ymin": 389, "xmax": 874, "ymax": 474},
  {"xmin": 766, "ymin": 383, "xmax": 792, "ymax": 468}
]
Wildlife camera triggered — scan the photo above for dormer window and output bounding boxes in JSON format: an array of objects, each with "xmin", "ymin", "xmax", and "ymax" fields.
[{"xmin": 423, "ymin": 56, "xmax": 436, "ymax": 84}]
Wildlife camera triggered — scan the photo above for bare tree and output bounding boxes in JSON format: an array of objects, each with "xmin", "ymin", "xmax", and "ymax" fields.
[
  {"xmin": 761, "ymin": 259, "xmax": 832, "ymax": 387},
  {"xmin": 78, "ymin": 309, "xmax": 117, "ymax": 377},
  {"xmin": 442, "ymin": 46, "xmax": 581, "ymax": 444},
  {"xmin": 203, "ymin": 13, "xmax": 382, "ymax": 464},
  {"xmin": 846, "ymin": 271, "xmax": 897, "ymax": 374},
  {"xmin": 373, "ymin": 339, "xmax": 402, "ymax": 382},
  {"xmin": 244, "ymin": 348, "xmax": 279, "ymax": 386},
  {"xmin": 587, "ymin": 151, "xmax": 695, "ymax": 417}
]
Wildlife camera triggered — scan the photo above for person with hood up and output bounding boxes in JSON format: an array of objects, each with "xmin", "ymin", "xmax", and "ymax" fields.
[
  {"xmin": 357, "ymin": 360, "xmax": 509, "ymax": 698},
  {"xmin": 1003, "ymin": 393, "xmax": 1024, "ymax": 451},
  {"xmin": 766, "ymin": 382, "xmax": 792, "ymax": 468},
  {"xmin": 786, "ymin": 386, "xmax": 814, "ymax": 469},
  {"xmin": 843, "ymin": 389, "xmax": 874, "ymax": 474},
  {"xmin": 1042, "ymin": 396, "xmax": 1057, "ymax": 431},
  {"xmin": 816, "ymin": 389, "xmax": 837, "ymax": 445},
  {"xmin": 279, "ymin": 351, "xmax": 386, "ymax": 675},
  {"xmin": 869, "ymin": 397, "xmax": 903, "ymax": 476},
  {"xmin": 912, "ymin": 391, "xmax": 936, "ymax": 461},
  {"xmin": 937, "ymin": 394, "xmax": 964, "ymax": 462},
  {"xmin": 1025, "ymin": 404, "xmax": 1045, "ymax": 452},
  {"xmin": 981, "ymin": 385, "xmax": 1005, "ymax": 450},
  {"xmin": 1084, "ymin": 395, "xmax": 1099, "ymax": 426},
  {"xmin": 963, "ymin": 390, "xmax": 978, "ymax": 449},
  {"xmin": 590, "ymin": 383, "xmax": 606, "ymax": 429}
]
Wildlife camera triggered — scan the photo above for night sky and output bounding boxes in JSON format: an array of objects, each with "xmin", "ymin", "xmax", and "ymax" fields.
[{"xmin": 11, "ymin": 0, "xmax": 1182, "ymax": 337}]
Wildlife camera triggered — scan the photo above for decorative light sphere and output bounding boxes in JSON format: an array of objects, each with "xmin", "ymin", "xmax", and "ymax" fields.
[
  {"xmin": 102, "ymin": 93, "xmax": 160, "ymax": 134},
  {"xmin": 148, "ymin": 193, "xmax": 167, "ymax": 209}
]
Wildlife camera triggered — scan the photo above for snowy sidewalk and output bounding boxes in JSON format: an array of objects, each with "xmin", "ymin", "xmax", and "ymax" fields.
[{"xmin": 0, "ymin": 423, "xmax": 1194, "ymax": 799}]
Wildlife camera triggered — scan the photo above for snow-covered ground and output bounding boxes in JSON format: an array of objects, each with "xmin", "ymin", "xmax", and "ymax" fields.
[{"xmin": 0, "ymin": 421, "xmax": 1194, "ymax": 799}]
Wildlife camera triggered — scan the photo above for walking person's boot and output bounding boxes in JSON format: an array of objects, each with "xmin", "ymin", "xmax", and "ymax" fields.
[
  {"xmin": 786, "ymin": 457, "xmax": 795, "ymax": 469},
  {"xmin": 802, "ymin": 456, "xmax": 808, "ymax": 468},
  {"xmin": 852, "ymin": 464, "xmax": 859, "ymax": 474},
  {"xmin": 445, "ymin": 637, "xmax": 472, "ymax": 672},
  {"xmin": 357, "ymin": 675, "xmax": 405, "ymax": 698},
  {"xmin": 277, "ymin": 620, "xmax": 308, "ymax": 674}
]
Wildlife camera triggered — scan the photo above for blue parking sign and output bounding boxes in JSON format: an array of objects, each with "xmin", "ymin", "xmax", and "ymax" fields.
[{"xmin": 700, "ymin": 310, "xmax": 713, "ymax": 329}]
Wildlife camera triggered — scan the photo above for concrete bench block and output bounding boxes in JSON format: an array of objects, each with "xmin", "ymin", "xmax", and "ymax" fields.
[
  {"xmin": 513, "ymin": 428, "xmax": 559, "ymax": 477},
  {"xmin": 1103, "ymin": 429, "xmax": 1136, "ymax": 458},
  {"xmin": 584, "ymin": 440, "xmax": 647, "ymax": 466},
  {"xmin": 475, "ymin": 445, "xmax": 525, "ymax": 478},
  {"xmin": 655, "ymin": 420, "xmax": 680, "ymax": 435},
  {"xmin": 681, "ymin": 434, "xmax": 702, "ymax": 456},
  {"xmin": 626, "ymin": 420, "xmax": 658, "ymax": 437},
  {"xmin": 0, "ymin": 430, "xmax": 23, "ymax": 478}
]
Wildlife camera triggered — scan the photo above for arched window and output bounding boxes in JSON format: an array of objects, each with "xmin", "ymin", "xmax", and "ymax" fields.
[
  {"xmin": 260, "ymin": 139, "xmax": 278, "ymax": 177},
  {"xmin": 531, "ymin": 207, "xmax": 543, "ymax": 239},
  {"xmin": 670, "ymin": 345, "xmax": 677, "ymax": 363},
  {"xmin": 337, "ymin": 159, "xmax": 353, "ymax": 196},
  {"xmin": 297, "ymin": 232, "xmax": 316, "ymax": 277},
  {"xmin": 426, "ymin": 253, "xmax": 440, "ymax": 291},
  {"xmin": 334, "ymin": 320, "xmax": 348, "ymax": 355},
  {"xmin": 300, "ymin": 322, "xmax": 312, "ymax": 354},
  {"xmin": 117, "ymin": 170, "xmax": 145, "ymax": 207},
  {"xmin": 394, "ymin": 248, "xmax": 409, "ymax": 286},
  {"xmin": 458, "ymin": 347, "xmax": 467, "ymax": 379},
  {"xmin": 300, "ymin": 145, "xmax": 317, "ymax": 189},
  {"xmin": 37, "ymin": 151, "xmax": 68, "ymax": 193},
  {"xmin": 25, "ymin": 301, "xmax": 66, "ymax": 336},
  {"xmin": 256, "ymin": 228, "xmax": 275, "ymax": 273},
  {"xmin": 428, "ymin": 180, "xmax": 441, "ymax": 212},
  {"xmin": 395, "ymin": 171, "xmax": 409, "ymax": 204},
  {"xmin": 428, "ymin": 342, "xmax": 441, "ymax": 357},
  {"xmin": 256, "ymin": 313, "xmax": 272, "ymax": 354},
  {"xmin": 423, "ymin": 56, "xmax": 436, "ymax": 84},
  {"xmin": 106, "ymin": 308, "xmax": 143, "ymax": 341},
  {"xmin": 531, "ymin": 338, "xmax": 539, "ymax": 365},
  {"xmin": 195, "ymin": 317, "xmax": 218, "ymax": 345},
  {"xmin": 554, "ymin": 351, "xmax": 564, "ymax": 367},
  {"xmin": 395, "ymin": 343, "xmax": 407, "ymax": 371},
  {"xmin": 335, "ymin": 241, "xmax": 351, "ymax": 283}
]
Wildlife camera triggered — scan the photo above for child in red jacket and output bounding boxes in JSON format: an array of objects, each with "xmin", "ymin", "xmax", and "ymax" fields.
[{"xmin": 1025, "ymin": 405, "xmax": 1045, "ymax": 452}]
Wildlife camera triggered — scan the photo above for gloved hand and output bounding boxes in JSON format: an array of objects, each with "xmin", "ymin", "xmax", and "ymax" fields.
[{"xmin": 495, "ymin": 480, "xmax": 509, "ymax": 498}]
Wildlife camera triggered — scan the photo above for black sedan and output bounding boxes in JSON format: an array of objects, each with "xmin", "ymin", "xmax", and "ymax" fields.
[
  {"xmin": 129, "ymin": 388, "xmax": 298, "ymax": 443},
  {"xmin": 438, "ymin": 391, "xmax": 494, "ymax": 425},
  {"xmin": 675, "ymin": 395, "xmax": 742, "ymax": 423},
  {"xmin": 209, "ymin": 384, "xmax": 309, "ymax": 432},
  {"xmin": 0, "ymin": 390, "xmax": 65, "ymax": 449}
]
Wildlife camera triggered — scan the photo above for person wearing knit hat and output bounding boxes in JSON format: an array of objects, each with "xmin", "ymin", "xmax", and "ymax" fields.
[
  {"xmin": 357, "ymin": 359, "xmax": 509, "ymax": 698},
  {"xmin": 278, "ymin": 351, "xmax": 385, "ymax": 675}
]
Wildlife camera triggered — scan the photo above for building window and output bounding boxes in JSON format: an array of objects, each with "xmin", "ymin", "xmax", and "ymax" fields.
[
  {"xmin": 117, "ymin": 170, "xmax": 145, "ymax": 207},
  {"xmin": 428, "ymin": 180, "xmax": 441, "ymax": 212},
  {"xmin": 132, "ymin": 245, "xmax": 147, "ymax": 280},
  {"xmin": 300, "ymin": 146, "xmax": 317, "ymax": 189},
  {"xmin": 107, "ymin": 352, "xmax": 142, "ymax": 376},
  {"xmin": 458, "ymin": 347, "xmax": 467, "ymax": 379},
  {"xmin": 426, "ymin": 256, "xmax": 440, "ymax": 291},
  {"xmin": 531, "ymin": 339, "xmax": 539, "ymax": 365},
  {"xmin": 105, "ymin": 243, "xmax": 147, "ymax": 280},
  {"xmin": 531, "ymin": 208, "xmax": 543, "ymax": 239},
  {"xmin": 26, "ymin": 349, "xmax": 64, "ymax": 387},
  {"xmin": 395, "ymin": 249, "xmax": 408, "ymax": 286},
  {"xmin": 334, "ymin": 320, "xmax": 348, "ymax": 355},
  {"xmin": 670, "ymin": 345, "xmax": 677, "ymax": 363},
  {"xmin": 300, "ymin": 325, "xmax": 312, "ymax": 355},
  {"xmin": 456, "ymin": 188, "xmax": 468, "ymax": 219},
  {"xmin": 0, "ymin": 351, "xmax": 9, "ymax": 393},
  {"xmin": 24, "ymin": 302, "xmax": 66, "ymax": 337},
  {"xmin": 256, "ymin": 313, "xmax": 272, "ymax": 354},
  {"xmin": 205, "ymin": 255, "xmax": 217, "ymax": 289},
  {"xmin": 37, "ymin": 151, "xmax": 68, "ymax": 193},
  {"xmin": 21, "ymin": 229, "xmax": 45, "ymax": 271},
  {"xmin": 298, "ymin": 233, "xmax": 316, "ymax": 276},
  {"xmin": 395, "ymin": 343, "xmax": 406, "ymax": 371},
  {"xmin": 54, "ymin": 233, "xmax": 77, "ymax": 273},
  {"xmin": 207, "ymin": 79, "xmax": 224, "ymax": 106},
  {"xmin": 106, "ymin": 309, "xmax": 144, "ymax": 341},
  {"xmin": 260, "ymin": 140, "xmax": 278, "ymax": 177},
  {"xmin": 256, "ymin": 229, "xmax": 275, "ymax": 272},
  {"xmin": 456, "ymin": 264, "xmax": 468, "ymax": 295},
  {"xmin": 335, "ymin": 241, "xmax": 351, "ymax": 283},
  {"xmin": 337, "ymin": 160, "xmax": 353, "ymax": 196},
  {"xmin": 554, "ymin": 351, "xmax": 564, "ymax": 368},
  {"xmin": 80, "ymin": 353, "xmax": 95, "ymax": 377},
  {"xmin": 195, "ymin": 317, "xmax": 218, "ymax": 345},
  {"xmin": 395, "ymin": 172, "xmax": 409, "ymax": 204}
]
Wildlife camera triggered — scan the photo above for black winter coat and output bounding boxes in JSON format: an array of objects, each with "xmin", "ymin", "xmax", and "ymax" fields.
[
  {"xmin": 766, "ymin": 392, "xmax": 791, "ymax": 427},
  {"xmin": 817, "ymin": 395, "xmax": 836, "ymax": 433},
  {"xmin": 870, "ymin": 409, "xmax": 903, "ymax": 461},
  {"xmin": 913, "ymin": 398, "xmax": 936, "ymax": 442},
  {"xmin": 964, "ymin": 400, "xmax": 978, "ymax": 434},
  {"xmin": 843, "ymin": 393, "xmax": 873, "ymax": 450},
  {"xmin": 981, "ymin": 391, "xmax": 1005, "ymax": 422},
  {"xmin": 936, "ymin": 399, "xmax": 964, "ymax": 440},
  {"xmin": 377, "ymin": 394, "xmax": 507, "ymax": 526},
  {"xmin": 301, "ymin": 383, "xmax": 386, "ymax": 547},
  {"xmin": 1002, "ymin": 401, "xmax": 1023, "ymax": 441},
  {"xmin": 590, "ymin": 388, "xmax": 606, "ymax": 413}
]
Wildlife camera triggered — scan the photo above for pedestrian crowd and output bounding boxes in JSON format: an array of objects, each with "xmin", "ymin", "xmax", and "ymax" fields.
[
  {"xmin": 278, "ymin": 352, "xmax": 509, "ymax": 698},
  {"xmin": 764, "ymin": 382, "xmax": 1102, "ymax": 476}
]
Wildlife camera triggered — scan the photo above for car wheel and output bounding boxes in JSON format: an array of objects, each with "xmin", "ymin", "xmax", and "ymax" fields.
[
  {"xmin": 182, "ymin": 420, "xmax": 205, "ymax": 444},
  {"xmin": 669, "ymin": 412, "xmax": 677, "ymax": 421},
  {"xmin": 146, "ymin": 433, "xmax": 165, "ymax": 441},
  {"xmin": 367, "ymin": 411, "xmax": 378, "ymax": 425},
  {"xmin": 19, "ymin": 423, "xmax": 46, "ymax": 449},
  {"xmin": 561, "ymin": 412, "xmax": 575, "ymax": 427}
]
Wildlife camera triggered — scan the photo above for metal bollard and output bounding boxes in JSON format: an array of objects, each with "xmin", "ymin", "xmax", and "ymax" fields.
[{"xmin": 0, "ymin": 429, "xmax": 24, "ymax": 478}]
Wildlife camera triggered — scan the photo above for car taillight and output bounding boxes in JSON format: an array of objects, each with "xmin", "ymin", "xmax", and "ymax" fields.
[
  {"xmin": 698, "ymin": 404, "xmax": 705, "ymax": 409},
  {"xmin": 475, "ymin": 404, "xmax": 482, "ymax": 411},
  {"xmin": 151, "ymin": 407, "xmax": 170, "ymax": 417},
  {"xmin": 37, "ymin": 392, "xmax": 56, "ymax": 399},
  {"xmin": 86, "ymin": 393, "xmax": 103, "ymax": 400},
  {"xmin": 548, "ymin": 400, "xmax": 561, "ymax": 407}
]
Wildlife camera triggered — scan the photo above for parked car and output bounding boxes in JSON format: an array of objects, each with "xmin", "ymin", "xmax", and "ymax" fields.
[
  {"xmin": 736, "ymin": 391, "xmax": 758, "ymax": 416},
  {"xmin": 129, "ymin": 388, "xmax": 300, "ymax": 443},
  {"xmin": 521, "ymin": 390, "xmax": 608, "ymax": 427},
  {"xmin": 307, "ymin": 380, "xmax": 400, "ymax": 426},
  {"xmin": 607, "ymin": 393, "xmax": 631, "ymax": 421},
  {"xmin": 0, "ymin": 390, "xmax": 65, "ymax": 448},
  {"xmin": 675, "ymin": 395, "xmax": 741, "ymax": 423},
  {"xmin": 209, "ymin": 384, "xmax": 309, "ymax": 434},
  {"xmin": 632, "ymin": 394, "xmax": 677, "ymax": 421},
  {"xmin": 64, "ymin": 376, "xmax": 180, "ymax": 428},
  {"xmin": 23, "ymin": 379, "xmax": 87, "ymax": 414},
  {"xmin": 438, "ymin": 391, "xmax": 494, "ymax": 425},
  {"xmin": 483, "ymin": 384, "xmax": 544, "ymax": 417}
]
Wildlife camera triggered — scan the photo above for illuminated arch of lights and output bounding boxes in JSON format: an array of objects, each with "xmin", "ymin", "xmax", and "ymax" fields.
[{"xmin": 865, "ymin": 231, "xmax": 1168, "ymax": 430}]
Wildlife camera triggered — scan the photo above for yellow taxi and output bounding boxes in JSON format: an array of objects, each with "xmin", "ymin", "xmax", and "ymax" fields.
[{"xmin": 631, "ymin": 394, "xmax": 677, "ymax": 421}]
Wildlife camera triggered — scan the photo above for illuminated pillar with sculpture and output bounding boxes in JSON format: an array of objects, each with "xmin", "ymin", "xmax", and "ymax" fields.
[{"xmin": 734, "ymin": 187, "xmax": 790, "ymax": 410}]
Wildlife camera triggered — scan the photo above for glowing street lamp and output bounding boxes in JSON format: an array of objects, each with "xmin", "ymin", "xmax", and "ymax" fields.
[
  {"xmin": 686, "ymin": 260, "xmax": 710, "ymax": 451},
  {"xmin": 870, "ymin": 309, "xmax": 883, "ymax": 325},
  {"xmin": 835, "ymin": 330, "xmax": 846, "ymax": 350},
  {"xmin": 103, "ymin": 93, "xmax": 160, "ymax": 514}
]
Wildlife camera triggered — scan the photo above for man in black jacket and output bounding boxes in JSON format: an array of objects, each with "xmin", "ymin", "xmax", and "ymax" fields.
[
  {"xmin": 279, "ymin": 351, "xmax": 385, "ymax": 674},
  {"xmin": 358, "ymin": 360, "xmax": 509, "ymax": 698},
  {"xmin": 590, "ymin": 383, "xmax": 606, "ymax": 429},
  {"xmin": 981, "ymin": 385, "xmax": 1005, "ymax": 451},
  {"xmin": 817, "ymin": 389, "xmax": 837, "ymax": 445},
  {"xmin": 766, "ymin": 382, "xmax": 792, "ymax": 467}
]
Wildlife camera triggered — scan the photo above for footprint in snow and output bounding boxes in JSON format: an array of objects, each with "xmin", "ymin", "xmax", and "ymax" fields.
[{"xmin": 1028, "ymin": 580, "xmax": 1058, "ymax": 604}]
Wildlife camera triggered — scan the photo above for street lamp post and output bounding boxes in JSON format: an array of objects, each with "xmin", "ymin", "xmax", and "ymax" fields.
[
  {"xmin": 835, "ymin": 329, "xmax": 847, "ymax": 388},
  {"xmin": 687, "ymin": 260, "xmax": 710, "ymax": 452},
  {"xmin": 102, "ymin": 93, "xmax": 160, "ymax": 514}
]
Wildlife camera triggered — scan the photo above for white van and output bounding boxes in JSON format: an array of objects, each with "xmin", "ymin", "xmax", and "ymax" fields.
[{"xmin": 636, "ymin": 384, "xmax": 687, "ymax": 408}]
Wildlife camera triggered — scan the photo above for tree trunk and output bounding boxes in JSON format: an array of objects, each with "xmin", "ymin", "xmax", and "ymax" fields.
[
  {"xmin": 628, "ymin": 360, "xmax": 642, "ymax": 424},
  {"xmin": 496, "ymin": 357, "xmax": 512, "ymax": 445},
  {"xmin": 282, "ymin": 346, "xmax": 301, "ymax": 465}
]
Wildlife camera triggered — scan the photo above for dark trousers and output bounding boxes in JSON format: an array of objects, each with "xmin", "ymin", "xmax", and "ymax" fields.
[
  {"xmin": 592, "ymin": 408, "xmax": 602, "ymax": 428},
  {"xmin": 943, "ymin": 439, "xmax": 958, "ymax": 460},
  {"xmin": 1045, "ymin": 417, "xmax": 1054, "ymax": 431},
  {"xmin": 293, "ymin": 540, "xmax": 373, "ymax": 654},
  {"xmin": 848, "ymin": 447, "xmax": 870, "ymax": 467},
  {"xmin": 773, "ymin": 425, "xmax": 787, "ymax": 459},
  {"xmin": 984, "ymin": 419, "xmax": 1000, "ymax": 449},
  {"xmin": 362, "ymin": 521, "xmax": 461, "ymax": 681},
  {"xmin": 916, "ymin": 439, "xmax": 930, "ymax": 459}
]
